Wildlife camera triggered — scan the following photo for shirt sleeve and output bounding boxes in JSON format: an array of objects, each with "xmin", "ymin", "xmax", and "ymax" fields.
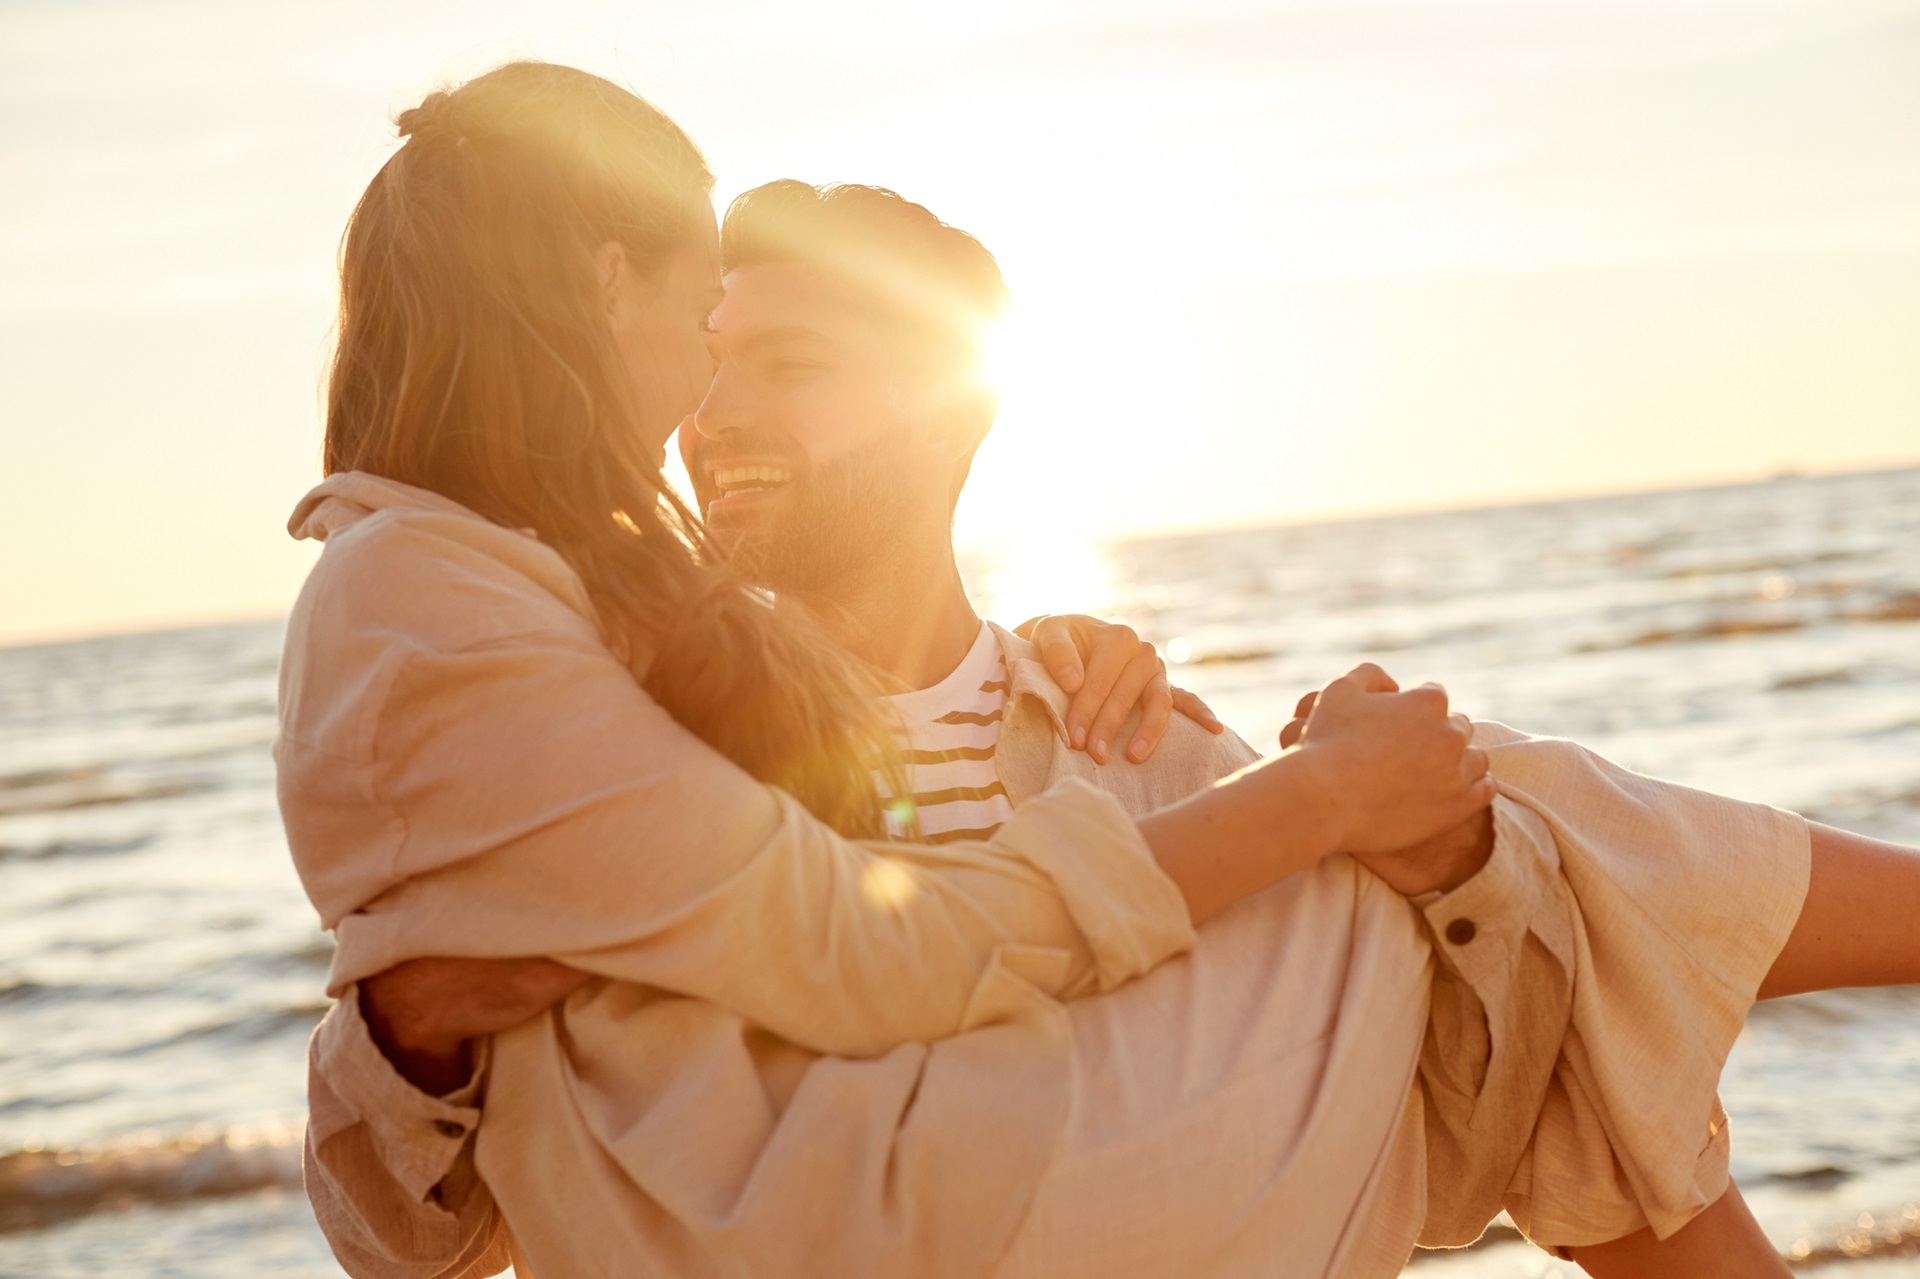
[
  {"xmin": 303, "ymin": 991, "xmax": 512, "ymax": 1279},
  {"xmin": 292, "ymin": 623, "xmax": 1196, "ymax": 1061}
]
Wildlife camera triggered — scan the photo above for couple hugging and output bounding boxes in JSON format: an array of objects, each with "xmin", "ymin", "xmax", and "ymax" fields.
[{"xmin": 280, "ymin": 60, "xmax": 1920, "ymax": 1279}]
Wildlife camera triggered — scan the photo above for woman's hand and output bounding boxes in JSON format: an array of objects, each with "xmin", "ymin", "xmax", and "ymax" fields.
[
  {"xmin": 1280, "ymin": 675, "xmax": 1497, "ymax": 895},
  {"xmin": 1287, "ymin": 664, "xmax": 1495, "ymax": 893},
  {"xmin": 1021, "ymin": 615, "xmax": 1225, "ymax": 764},
  {"xmin": 358, "ymin": 956, "xmax": 592, "ymax": 1095}
]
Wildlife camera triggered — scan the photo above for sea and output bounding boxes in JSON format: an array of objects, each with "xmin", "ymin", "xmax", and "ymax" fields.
[{"xmin": 5, "ymin": 464, "xmax": 1920, "ymax": 1278}]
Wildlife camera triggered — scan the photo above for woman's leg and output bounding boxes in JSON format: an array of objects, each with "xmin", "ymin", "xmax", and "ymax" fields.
[
  {"xmin": 1759, "ymin": 823, "xmax": 1920, "ymax": 999},
  {"xmin": 1564, "ymin": 1181, "xmax": 1789, "ymax": 1277},
  {"xmin": 1560, "ymin": 822, "xmax": 1920, "ymax": 1274}
]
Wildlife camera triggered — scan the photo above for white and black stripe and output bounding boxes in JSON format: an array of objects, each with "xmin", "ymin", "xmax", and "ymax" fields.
[{"xmin": 878, "ymin": 625, "xmax": 1016, "ymax": 842}]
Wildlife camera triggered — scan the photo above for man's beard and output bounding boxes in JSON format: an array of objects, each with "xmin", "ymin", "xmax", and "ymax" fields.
[{"xmin": 713, "ymin": 431, "xmax": 922, "ymax": 599}]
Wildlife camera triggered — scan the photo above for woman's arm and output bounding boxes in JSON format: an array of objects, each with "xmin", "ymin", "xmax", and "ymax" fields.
[
  {"xmin": 1143, "ymin": 664, "xmax": 1493, "ymax": 920},
  {"xmin": 340, "ymin": 662, "xmax": 1489, "ymax": 1088},
  {"xmin": 284, "ymin": 521, "xmax": 1485, "ymax": 1061}
]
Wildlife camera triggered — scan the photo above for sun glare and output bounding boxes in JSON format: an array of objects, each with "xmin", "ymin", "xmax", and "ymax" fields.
[
  {"xmin": 963, "ymin": 529, "xmax": 1115, "ymax": 628},
  {"xmin": 953, "ymin": 293, "xmax": 1132, "ymax": 624},
  {"xmin": 861, "ymin": 859, "xmax": 919, "ymax": 910},
  {"xmin": 977, "ymin": 313, "xmax": 1017, "ymax": 399}
]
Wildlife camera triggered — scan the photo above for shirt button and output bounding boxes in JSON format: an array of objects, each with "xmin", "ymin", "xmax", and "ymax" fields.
[
  {"xmin": 433, "ymin": 1119, "xmax": 468, "ymax": 1140},
  {"xmin": 1444, "ymin": 918, "xmax": 1477, "ymax": 946}
]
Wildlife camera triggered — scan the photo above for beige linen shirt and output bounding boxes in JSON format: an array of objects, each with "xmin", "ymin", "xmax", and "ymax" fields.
[
  {"xmin": 284, "ymin": 474, "xmax": 1201, "ymax": 1279},
  {"xmin": 290, "ymin": 473, "xmax": 1810, "ymax": 1277}
]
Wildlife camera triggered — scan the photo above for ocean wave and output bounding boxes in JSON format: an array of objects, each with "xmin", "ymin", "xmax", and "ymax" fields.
[
  {"xmin": 0, "ymin": 834, "xmax": 155, "ymax": 865},
  {"xmin": 1590, "ymin": 614, "xmax": 1808, "ymax": 652},
  {"xmin": 105, "ymin": 1005, "xmax": 329, "ymax": 1060},
  {"xmin": 0, "ymin": 1122, "xmax": 303, "ymax": 1233},
  {"xmin": 1785, "ymin": 1203, "xmax": 1920, "ymax": 1267},
  {"xmin": 0, "ymin": 768, "xmax": 220, "ymax": 818},
  {"xmin": 1851, "ymin": 593, "xmax": 1920, "ymax": 624},
  {"xmin": 0, "ymin": 980, "xmax": 127, "ymax": 1008},
  {"xmin": 1407, "ymin": 1204, "xmax": 1920, "ymax": 1268}
]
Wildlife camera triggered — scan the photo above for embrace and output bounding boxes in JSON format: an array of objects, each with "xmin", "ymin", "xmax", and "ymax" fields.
[{"xmin": 278, "ymin": 62, "xmax": 1920, "ymax": 1278}]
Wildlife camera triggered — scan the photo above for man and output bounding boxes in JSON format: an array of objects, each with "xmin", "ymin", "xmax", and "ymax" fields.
[
  {"xmin": 682, "ymin": 178, "xmax": 1266, "ymax": 844},
  {"xmin": 308, "ymin": 182, "xmax": 1813, "ymax": 1277},
  {"xmin": 677, "ymin": 184, "xmax": 1790, "ymax": 1272}
]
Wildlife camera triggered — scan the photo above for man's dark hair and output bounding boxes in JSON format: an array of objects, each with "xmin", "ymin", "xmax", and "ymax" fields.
[{"xmin": 720, "ymin": 181, "xmax": 1009, "ymax": 511}]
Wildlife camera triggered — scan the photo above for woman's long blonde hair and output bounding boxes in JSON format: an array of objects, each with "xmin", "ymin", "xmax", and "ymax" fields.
[{"xmin": 325, "ymin": 61, "xmax": 902, "ymax": 837}]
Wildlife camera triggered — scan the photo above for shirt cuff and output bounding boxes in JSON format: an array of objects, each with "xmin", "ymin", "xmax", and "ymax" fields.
[
  {"xmin": 311, "ymin": 984, "xmax": 488, "ymax": 1204},
  {"xmin": 991, "ymin": 778, "xmax": 1197, "ymax": 991},
  {"xmin": 1416, "ymin": 797, "xmax": 1549, "ymax": 994}
]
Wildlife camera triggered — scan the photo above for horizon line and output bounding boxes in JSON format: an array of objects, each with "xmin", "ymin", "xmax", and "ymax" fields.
[{"xmin": 8, "ymin": 456, "xmax": 1918, "ymax": 653}]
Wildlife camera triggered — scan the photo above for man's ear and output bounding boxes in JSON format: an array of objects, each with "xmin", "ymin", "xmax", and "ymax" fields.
[
  {"xmin": 923, "ymin": 387, "xmax": 998, "ymax": 463},
  {"xmin": 595, "ymin": 241, "xmax": 628, "ymax": 323}
]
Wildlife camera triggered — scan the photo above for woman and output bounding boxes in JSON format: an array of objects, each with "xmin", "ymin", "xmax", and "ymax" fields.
[{"xmin": 283, "ymin": 61, "xmax": 1920, "ymax": 1278}]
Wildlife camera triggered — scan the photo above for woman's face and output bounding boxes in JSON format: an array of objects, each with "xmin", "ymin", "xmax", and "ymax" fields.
[{"xmin": 605, "ymin": 208, "xmax": 725, "ymax": 462}]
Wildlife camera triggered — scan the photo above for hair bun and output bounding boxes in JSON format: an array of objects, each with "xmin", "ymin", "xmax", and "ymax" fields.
[{"xmin": 396, "ymin": 91, "xmax": 455, "ymax": 140}]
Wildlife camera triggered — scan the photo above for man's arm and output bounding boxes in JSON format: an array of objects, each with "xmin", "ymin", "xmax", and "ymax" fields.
[{"xmin": 305, "ymin": 992, "xmax": 511, "ymax": 1279}]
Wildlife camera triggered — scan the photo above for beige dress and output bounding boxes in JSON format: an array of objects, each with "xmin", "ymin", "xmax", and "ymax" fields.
[{"xmin": 286, "ymin": 473, "xmax": 1810, "ymax": 1278}]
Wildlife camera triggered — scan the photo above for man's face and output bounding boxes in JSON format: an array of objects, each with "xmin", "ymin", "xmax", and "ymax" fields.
[{"xmin": 681, "ymin": 263, "xmax": 957, "ymax": 593}]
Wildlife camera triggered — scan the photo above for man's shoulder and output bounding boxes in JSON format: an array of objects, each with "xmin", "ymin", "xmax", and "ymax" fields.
[
  {"xmin": 1145, "ymin": 713, "xmax": 1261, "ymax": 791},
  {"xmin": 1166, "ymin": 713, "xmax": 1261, "ymax": 773},
  {"xmin": 988, "ymin": 623, "xmax": 1261, "ymax": 817}
]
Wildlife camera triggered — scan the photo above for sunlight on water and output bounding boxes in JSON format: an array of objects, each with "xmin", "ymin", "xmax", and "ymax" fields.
[{"xmin": 965, "ymin": 530, "xmax": 1115, "ymax": 628}]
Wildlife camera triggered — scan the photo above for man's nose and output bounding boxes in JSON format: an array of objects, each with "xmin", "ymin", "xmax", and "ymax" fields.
[{"xmin": 690, "ymin": 366, "xmax": 748, "ymax": 439}]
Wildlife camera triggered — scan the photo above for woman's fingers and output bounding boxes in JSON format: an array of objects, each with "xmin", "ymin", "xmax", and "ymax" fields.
[
  {"xmin": 1441, "ymin": 755, "xmax": 1497, "ymax": 833},
  {"xmin": 1278, "ymin": 717, "xmax": 1308, "ymax": 749},
  {"xmin": 1334, "ymin": 662, "xmax": 1400, "ymax": 695},
  {"xmin": 1085, "ymin": 642, "xmax": 1160, "ymax": 764},
  {"xmin": 1125, "ymin": 672, "xmax": 1177, "ymax": 763},
  {"xmin": 1171, "ymin": 685, "xmax": 1226, "ymax": 736},
  {"xmin": 1065, "ymin": 624, "xmax": 1142, "ymax": 752},
  {"xmin": 1293, "ymin": 689, "xmax": 1319, "ymax": 720},
  {"xmin": 1028, "ymin": 615, "xmax": 1086, "ymax": 694},
  {"xmin": 1030, "ymin": 616, "xmax": 1222, "ymax": 758},
  {"xmin": 1402, "ymin": 681, "xmax": 1449, "ymax": 716}
]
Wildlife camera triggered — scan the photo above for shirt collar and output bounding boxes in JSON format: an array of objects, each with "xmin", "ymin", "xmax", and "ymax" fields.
[{"xmin": 986, "ymin": 621, "xmax": 1073, "ymax": 747}]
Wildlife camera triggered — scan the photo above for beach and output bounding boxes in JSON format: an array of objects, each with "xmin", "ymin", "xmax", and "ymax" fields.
[{"xmin": 4, "ymin": 464, "xmax": 1920, "ymax": 1276}]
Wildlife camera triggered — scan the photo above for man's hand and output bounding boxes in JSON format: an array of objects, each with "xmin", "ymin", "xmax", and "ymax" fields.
[
  {"xmin": 1021, "ymin": 614, "xmax": 1225, "ymax": 764},
  {"xmin": 1281, "ymin": 682, "xmax": 1497, "ymax": 896},
  {"xmin": 1357, "ymin": 807, "xmax": 1496, "ymax": 897},
  {"xmin": 359, "ymin": 957, "xmax": 592, "ymax": 1095}
]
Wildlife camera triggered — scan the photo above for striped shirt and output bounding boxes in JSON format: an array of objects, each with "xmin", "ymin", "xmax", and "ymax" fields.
[{"xmin": 879, "ymin": 622, "xmax": 1016, "ymax": 844}]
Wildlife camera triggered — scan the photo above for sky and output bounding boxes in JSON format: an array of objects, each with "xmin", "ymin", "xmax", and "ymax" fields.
[{"xmin": 2, "ymin": 0, "xmax": 1917, "ymax": 642}]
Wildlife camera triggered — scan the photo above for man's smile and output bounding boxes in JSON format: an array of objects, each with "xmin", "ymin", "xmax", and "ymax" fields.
[
  {"xmin": 710, "ymin": 463, "xmax": 795, "ymax": 496},
  {"xmin": 702, "ymin": 458, "xmax": 799, "ymax": 519}
]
